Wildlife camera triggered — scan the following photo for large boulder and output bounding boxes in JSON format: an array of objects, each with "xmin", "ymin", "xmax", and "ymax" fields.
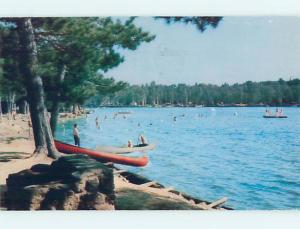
[{"xmin": 5, "ymin": 154, "xmax": 115, "ymax": 210}]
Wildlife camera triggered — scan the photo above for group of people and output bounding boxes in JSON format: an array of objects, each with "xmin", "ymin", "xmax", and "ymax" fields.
[
  {"xmin": 127, "ymin": 135, "xmax": 148, "ymax": 148},
  {"xmin": 93, "ymin": 114, "xmax": 114, "ymax": 128},
  {"xmin": 265, "ymin": 108, "xmax": 285, "ymax": 117},
  {"xmin": 72, "ymin": 118, "xmax": 148, "ymax": 148}
]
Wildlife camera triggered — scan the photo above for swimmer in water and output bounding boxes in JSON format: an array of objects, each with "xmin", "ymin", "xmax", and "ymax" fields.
[
  {"xmin": 127, "ymin": 140, "xmax": 133, "ymax": 148},
  {"xmin": 139, "ymin": 135, "xmax": 148, "ymax": 146}
]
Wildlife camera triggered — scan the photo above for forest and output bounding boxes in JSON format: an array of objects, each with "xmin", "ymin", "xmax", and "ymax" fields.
[{"xmin": 88, "ymin": 78, "xmax": 300, "ymax": 107}]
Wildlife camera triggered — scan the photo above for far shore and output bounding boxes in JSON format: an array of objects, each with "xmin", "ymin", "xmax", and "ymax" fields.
[{"xmin": 97, "ymin": 104, "xmax": 300, "ymax": 108}]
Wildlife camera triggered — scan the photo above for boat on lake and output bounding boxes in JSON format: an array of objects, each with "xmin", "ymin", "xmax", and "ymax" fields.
[
  {"xmin": 54, "ymin": 140, "xmax": 149, "ymax": 167},
  {"xmin": 263, "ymin": 115, "xmax": 287, "ymax": 118},
  {"xmin": 263, "ymin": 108, "xmax": 287, "ymax": 118},
  {"xmin": 96, "ymin": 143, "xmax": 156, "ymax": 154}
]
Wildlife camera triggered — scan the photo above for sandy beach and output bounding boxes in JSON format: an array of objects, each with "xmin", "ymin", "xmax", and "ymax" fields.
[{"xmin": 0, "ymin": 113, "xmax": 86, "ymax": 209}]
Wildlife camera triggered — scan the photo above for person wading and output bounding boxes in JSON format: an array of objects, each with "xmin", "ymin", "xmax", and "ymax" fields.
[
  {"xmin": 73, "ymin": 124, "xmax": 80, "ymax": 147},
  {"xmin": 95, "ymin": 117, "xmax": 100, "ymax": 129}
]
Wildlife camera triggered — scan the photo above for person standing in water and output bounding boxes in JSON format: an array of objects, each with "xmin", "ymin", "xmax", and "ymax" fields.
[
  {"xmin": 73, "ymin": 124, "xmax": 80, "ymax": 147},
  {"xmin": 275, "ymin": 108, "xmax": 279, "ymax": 117},
  {"xmin": 278, "ymin": 108, "xmax": 283, "ymax": 116},
  {"xmin": 265, "ymin": 109, "xmax": 269, "ymax": 116},
  {"xmin": 95, "ymin": 117, "xmax": 100, "ymax": 129}
]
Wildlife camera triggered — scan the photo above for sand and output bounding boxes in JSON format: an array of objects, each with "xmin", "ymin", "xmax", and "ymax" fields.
[
  {"xmin": 0, "ymin": 113, "xmax": 87, "ymax": 182},
  {"xmin": 0, "ymin": 115, "xmax": 55, "ymax": 183}
]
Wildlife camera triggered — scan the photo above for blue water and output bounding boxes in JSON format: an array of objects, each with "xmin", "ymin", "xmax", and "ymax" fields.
[{"xmin": 56, "ymin": 107, "xmax": 300, "ymax": 210}]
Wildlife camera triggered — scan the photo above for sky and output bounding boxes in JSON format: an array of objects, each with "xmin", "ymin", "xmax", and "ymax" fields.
[{"xmin": 106, "ymin": 17, "xmax": 300, "ymax": 86}]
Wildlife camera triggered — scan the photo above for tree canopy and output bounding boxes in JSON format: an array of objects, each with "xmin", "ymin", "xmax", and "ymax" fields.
[
  {"xmin": 0, "ymin": 17, "xmax": 155, "ymax": 133},
  {"xmin": 91, "ymin": 78, "xmax": 300, "ymax": 107}
]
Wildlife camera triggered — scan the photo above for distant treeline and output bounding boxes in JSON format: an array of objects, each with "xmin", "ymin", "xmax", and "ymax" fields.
[{"xmin": 88, "ymin": 78, "xmax": 300, "ymax": 106}]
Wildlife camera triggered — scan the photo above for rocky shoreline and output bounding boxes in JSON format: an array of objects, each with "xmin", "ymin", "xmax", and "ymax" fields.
[
  {"xmin": 5, "ymin": 155, "xmax": 114, "ymax": 210},
  {"xmin": 3, "ymin": 155, "xmax": 230, "ymax": 210}
]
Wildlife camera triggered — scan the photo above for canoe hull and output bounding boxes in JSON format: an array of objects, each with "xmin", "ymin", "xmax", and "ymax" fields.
[
  {"xmin": 54, "ymin": 140, "xmax": 148, "ymax": 167},
  {"xmin": 96, "ymin": 144, "xmax": 156, "ymax": 154},
  {"xmin": 263, "ymin": 115, "xmax": 287, "ymax": 118}
]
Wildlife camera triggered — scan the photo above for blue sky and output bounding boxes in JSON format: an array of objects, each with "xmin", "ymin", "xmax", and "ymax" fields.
[{"xmin": 106, "ymin": 17, "xmax": 300, "ymax": 85}]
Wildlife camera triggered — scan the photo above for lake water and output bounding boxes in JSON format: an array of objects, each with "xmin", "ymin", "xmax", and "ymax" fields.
[{"xmin": 56, "ymin": 107, "xmax": 300, "ymax": 210}]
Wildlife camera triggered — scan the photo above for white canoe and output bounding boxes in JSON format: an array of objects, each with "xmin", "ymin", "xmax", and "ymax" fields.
[{"xmin": 96, "ymin": 143, "xmax": 156, "ymax": 154}]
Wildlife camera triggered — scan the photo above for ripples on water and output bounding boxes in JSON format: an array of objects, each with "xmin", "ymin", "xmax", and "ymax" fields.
[{"xmin": 56, "ymin": 107, "xmax": 300, "ymax": 210}]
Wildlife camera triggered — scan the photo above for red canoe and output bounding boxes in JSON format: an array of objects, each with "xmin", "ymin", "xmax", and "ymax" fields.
[{"xmin": 54, "ymin": 140, "xmax": 149, "ymax": 167}]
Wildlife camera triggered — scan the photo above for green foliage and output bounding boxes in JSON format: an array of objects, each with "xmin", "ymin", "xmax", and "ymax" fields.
[
  {"xmin": 0, "ymin": 28, "xmax": 25, "ymax": 100},
  {"xmin": 33, "ymin": 17, "xmax": 155, "ymax": 107},
  {"xmin": 0, "ymin": 17, "xmax": 155, "ymax": 109},
  {"xmin": 96, "ymin": 78, "xmax": 300, "ymax": 106},
  {"xmin": 156, "ymin": 17, "xmax": 222, "ymax": 32}
]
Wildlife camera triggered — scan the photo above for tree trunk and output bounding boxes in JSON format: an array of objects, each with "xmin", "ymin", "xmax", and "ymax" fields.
[
  {"xmin": 72, "ymin": 104, "xmax": 79, "ymax": 115},
  {"xmin": 0, "ymin": 96, "xmax": 2, "ymax": 120},
  {"xmin": 50, "ymin": 101, "xmax": 60, "ymax": 136},
  {"xmin": 18, "ymin": 100, "xmax": 26, "ymax": 114},
  {"xmin": 50, "ymin": 65, "xmax": 66, "ymax": 136},
  {"xmin": 2, "ymin": 99, "xmax": 8, "ymax": 114},
  {"xmin": 6, "ymin": 96, "xmax": 11, "ymax": 117},
  {"xmin": 16, "ymin": 18, "xmax": 60, "ymax": 159},
  {"xmin": 25, "ymin": 100, "xmax": 30, "ymax": 116}
]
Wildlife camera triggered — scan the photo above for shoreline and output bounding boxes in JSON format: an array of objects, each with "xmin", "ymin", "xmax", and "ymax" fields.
[{"xmin": 0, "ymin": 112, "xmax": 230, "ymax": 210}]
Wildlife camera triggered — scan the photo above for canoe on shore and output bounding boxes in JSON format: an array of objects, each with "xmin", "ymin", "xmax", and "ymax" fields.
[
  {"xmin": 96, "ymin": 143, "xmax": 156, "ymax": 154},
  {"xmin": 54, "ymin": 140, "xmax": 149, "ymax": 167},
  {"xmin": 263, "ymin": 115, "xmax": 287, "ymax": 118}
]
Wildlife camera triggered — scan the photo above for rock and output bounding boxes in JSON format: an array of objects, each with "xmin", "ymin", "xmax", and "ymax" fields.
[
  {"xmin": 5, "ymin": 154, "xmax": 115, "ymax": 210},
  {"xmin": 115, "ymin": 189, "xmax": 199, "ymax": 210},
  {"xmin": 79, "ymin": 193, "xmax": 113, "ymax": 210}
]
